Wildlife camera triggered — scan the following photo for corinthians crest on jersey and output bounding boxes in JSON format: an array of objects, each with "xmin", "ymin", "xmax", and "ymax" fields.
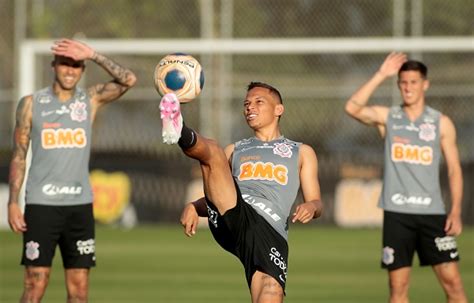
[
  {"xmin": 419, "ymin": 123, "xmax": 436, "ymax": 142},
  {"xmin": 273, "ymin": 142, "xmax": 293, "ymax": 158},
  {"xmin": 69, "ymin": 99, "xmax": 88, "ymax": 122}
]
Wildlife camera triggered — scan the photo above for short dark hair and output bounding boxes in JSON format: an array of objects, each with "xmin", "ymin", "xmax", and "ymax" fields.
[
  {"xmin": 398, "ymin": 60, "xmax": 428, "ymax": 79},
  {"xmin": 247, "ymin": 81, "xmax": 283, "ymax": 104},
  {"xmin": 52, "ymin": 55, "xmax": 85, "ymax": 69}
]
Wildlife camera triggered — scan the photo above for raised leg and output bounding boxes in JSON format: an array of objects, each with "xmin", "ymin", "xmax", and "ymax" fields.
[{"xmin": 160, "ymin": 93, "xmax": 237, "ymax": 215}]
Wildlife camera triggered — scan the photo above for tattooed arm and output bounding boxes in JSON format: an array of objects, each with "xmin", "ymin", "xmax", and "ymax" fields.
[
  {"xmin": 8, "ymin": 96, "xmax": 33, "ymax": 233},
  {"xmin": 51, "ymin": 38, "xmax": 137, "ymax": 119},
  {"xmin": 88, "ymin": 51, "xmax": 137, "ymax": 104}
]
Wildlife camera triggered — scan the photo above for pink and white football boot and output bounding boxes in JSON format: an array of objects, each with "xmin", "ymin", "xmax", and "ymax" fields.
[{"xmin": 159, "ymin": 93, "xmax": 183, "ymax": 144}]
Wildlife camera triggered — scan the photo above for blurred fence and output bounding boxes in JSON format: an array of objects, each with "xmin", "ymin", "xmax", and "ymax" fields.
[{"xmin": 0, "ymin": 0, "xmax": 472, "ymax": 225}]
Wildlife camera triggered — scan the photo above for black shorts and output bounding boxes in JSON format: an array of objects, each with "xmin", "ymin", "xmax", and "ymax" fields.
[
  {"xmin": 382, "ymin": 211, "xmax": 460, "ymax": 271},
  {"xmin": 21, "ymin": 204, "xmax": 96, "ymax": 269},
  {"xmin": 206, "ymin": 184, "xmax": 289, "ymax": 291}
]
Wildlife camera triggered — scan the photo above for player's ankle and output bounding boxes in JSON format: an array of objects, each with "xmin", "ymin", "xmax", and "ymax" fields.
[{"xmin": 178, "ymin": 124, "xmax": 197, "ymax": 150}]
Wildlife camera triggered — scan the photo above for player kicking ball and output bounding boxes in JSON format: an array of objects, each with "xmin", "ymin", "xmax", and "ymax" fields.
[{"xmin": 159, "ymin": 82, "xmax": 323, "ymax": 302}]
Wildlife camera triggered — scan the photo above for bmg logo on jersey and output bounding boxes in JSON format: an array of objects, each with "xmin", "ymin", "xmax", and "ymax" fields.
[
  {"xmin": 238, "ymin": 161, "xmax": 288, "ymax": 185},
  {"xmin": 41, "ymin": 128, "xmax": 87, "ymax": 149},
  {"xmin": 77, "ymin": 239, "xmax": 95, "ymax": 255},
  {"xmin": 391, "ymin": 142, "xmax": 433, "ymax": 165}
]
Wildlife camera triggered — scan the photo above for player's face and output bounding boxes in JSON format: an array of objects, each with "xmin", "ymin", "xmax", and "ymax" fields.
[
  {"xmin": 398, "ymin": 71, "xmax": 429, "ymax": 106},
  {"xmin": 53, "ymin": 56, "xmax": 85, "ymax": 90},
  {"xmin": 243, "ymin": 87, "xmax": 283, "ymax": 130}
]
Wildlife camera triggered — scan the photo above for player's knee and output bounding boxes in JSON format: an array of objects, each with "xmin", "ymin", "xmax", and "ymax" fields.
[
  {"xmin": 435, "ymin": 264, "xmax": 466, "ymax": 299},
  {"xmin": 207, "ymin": 141, "xmax": 227, "ymax": 161},
  {"xmin": 67, "ymin": 282, "xmax": 88, "ymax": 302},
  {"xmin": 389, "ymin": 278, "xmax": 409, "ymax": 297},
  {"xmin": 205, "ymin": 138, "xmax": 220, "ymax": 150},
  {"xmin": 67, "ymin": 292, "xmax": 88, "ymax": 303},
  {"xmin": 22, "ymin": 273, "xmax": 49, "ymax": 302},
  {"xmin": 66, "ymin": 269, "xmax": 89, "ymax": 302},
  {"xmin": 258, "ymin": 280, "xmax": 283, "ymax": 303},
  {"xmin": 258, "ymin": 287, "xmax": 284, "ymax": 303},
  {"xmin": 25, "ymin": 269, "xmax": 49, "ymax": 285},
  {"xmin": 442, "ymin": 277, "xmax": 466, "ymax": 299},
  {"xmin": 21, "ymin": 286, "xmax": 47, "ymax": 303}
]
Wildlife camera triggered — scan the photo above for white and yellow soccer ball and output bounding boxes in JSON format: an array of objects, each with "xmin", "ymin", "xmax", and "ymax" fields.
[{"xmin": 154, "ymin": 53, "xmax": 204, "ymax": 103}]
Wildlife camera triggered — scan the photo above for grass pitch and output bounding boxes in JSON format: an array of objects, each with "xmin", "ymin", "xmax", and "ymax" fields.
[{"xmin": 1, "ymin": 225, "xmax": 472, "ymax": 302}]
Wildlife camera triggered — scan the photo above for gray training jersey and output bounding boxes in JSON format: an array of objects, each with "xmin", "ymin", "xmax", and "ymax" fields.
[
  {"xmin": 379, "ymin": 105, "xmax": 445, "ymax": 214},
  {"xmin": 231, "ymin": 136, "xmax": 301, "ymax": 240},
  {"xmin": 25, "ymin": 86, "xmax": 93, "ymax": 206}
]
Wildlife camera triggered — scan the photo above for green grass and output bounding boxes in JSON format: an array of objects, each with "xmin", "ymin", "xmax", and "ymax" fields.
[{"xmin": 1, "ymin": 225, "xmax": 473, "ymax": 302}]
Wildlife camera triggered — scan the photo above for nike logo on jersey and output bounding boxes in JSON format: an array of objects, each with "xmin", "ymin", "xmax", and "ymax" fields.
[
  {"xmin": 41, "ymin": 105, "xmax": 71, "ymax": 117},
  {"xmin": 41, "ymin": 110, "xmax": 56, "ymax": 117},
  {"xmin": 392, "ymin": 124, "xmax": 419, "ymax": 132}
]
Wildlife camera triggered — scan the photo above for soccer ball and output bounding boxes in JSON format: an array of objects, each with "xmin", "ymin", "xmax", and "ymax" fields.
[{"xmin": 154, "ymin": 53, "xmax": 204, "ymax": 103}]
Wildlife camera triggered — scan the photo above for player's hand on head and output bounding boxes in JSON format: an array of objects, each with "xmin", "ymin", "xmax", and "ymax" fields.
[
  {"xmin": 378, "ymin": 52, "xmax": 407, "ymax": 78},
  {"xmin": 180, "ymin": 202, "xmax": 199, "ymax": 237},
  {"xmin": 7, "ymin": 203, "xmax": 27, "ymax": 233},
  {"xmin": 51, "ymin": 38, "xmax": 95, "ymax": 61},
  {"xmin": 292, "ymin": 202, "xmax": 317, "ymax": 224}
]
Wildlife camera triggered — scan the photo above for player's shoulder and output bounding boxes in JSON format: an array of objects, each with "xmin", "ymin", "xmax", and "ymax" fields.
[
  {"xmin": 29, "ymin": 86, "xmax": 54, "ymax": 105},
  {"xmin": 423, "ymin": 105, "xmax": 446, "ymax": 128},
  {"xmin": 224, "ymin": 143, "xmax": 235, "ymax": 154},
  {"xmin": 32, "ymin": 86, "xmax": 51, "ymax": 97},
  {"xmin": 19, "ymin": 94, "xmax": 34, "ymax": 103},
  {"xmin": 385, "ymin": 105, "xmax": 406, "ymax": 122},
  {"xmin": 388, "ymin": 105, "xmax": 401, "ymax": 112},
  {"xmin": 224, "ymin": 143, "xmax": 235, "ymax": 163},
  {"xmin": 299, "ymin": 143, "xmax": 316, "ymax": 155},
  {"xmin": 298, "ymin": 143, "xmax": 318, "ymax": 167},
  {"xmin": 233, "ymin": 137, "xmax": 256, "ymax": 148},
  {"xmin": 17, "ymin": 94, "xmax": 34, "ymax": 110},
  {"xmin": 439, "ymin": 113, "xmax": 456, "ymax": 133},
  {"xmin": 281, "ymin": 137, "xmax": 301, "ymax": 147},
  {"xmin": 14, "ymin": 94, "xmax": 34, "ymax": 123},
  {"xmin": 295, "ymin": 142, "xmax": 316, "ymax": 159},
  {"xmin": 385, "ymin": 105, "xmax": 401, "ymax": 116},
  {"xmin": 424, "ymin": 105, "xmax": 441, "ymax": 117}
]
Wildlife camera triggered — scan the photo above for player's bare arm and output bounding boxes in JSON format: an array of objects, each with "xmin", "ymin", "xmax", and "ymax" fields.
[
  {"xmin": 7, "ymin": 96, "xmax": 33, "ymax": 233},
  {"xmin": 180, "ymin": 197, "xmax": 208, "ymax": 237},
  {"xmin": 292, "ymin": 144, "xmax": 323, "ymax": 223},
  {"xmin": 88, "ymin": 51, "xmax": 137, "ymax": 104},
  {"xmin": 51, "ymin": 38, "xmax": 137, "ymax": 113},
  {"xmin": 181, "ymin": 143, "xmax": 236, "ymax": 237},
  {"xmin": 224, "ymin": 143, "xmax": 235, "ymax": 163},
  {"xmin": 440, "ymin": 115, "xmax": 463, "ymax": 236},
  {"xmin": 345, "ymin": 52, "xmax": 407, "ymax": 131}
]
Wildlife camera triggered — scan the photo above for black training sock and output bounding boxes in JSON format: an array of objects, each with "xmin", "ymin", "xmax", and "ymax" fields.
[{"xmin": 178, "ymin": 123, "xmax": 197, "ymax": 150}]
